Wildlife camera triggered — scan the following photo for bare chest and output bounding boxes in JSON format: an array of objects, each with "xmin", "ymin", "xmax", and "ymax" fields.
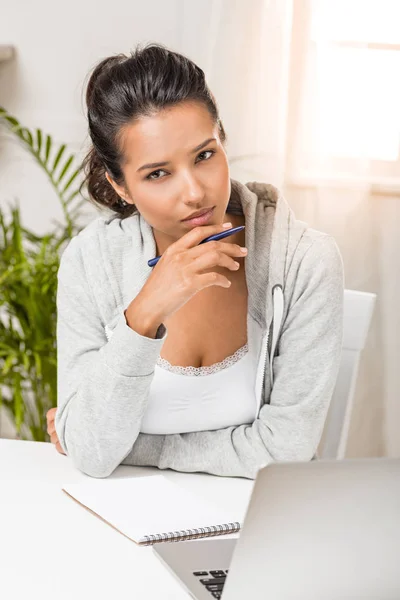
[{"xmin": 160, "ymin": 266, "xmax": 248, "ymax": 369}]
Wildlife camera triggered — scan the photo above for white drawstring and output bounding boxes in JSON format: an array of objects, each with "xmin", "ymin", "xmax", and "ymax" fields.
[{"xmin": 269, "ymin": 285, "xmax": 284, "ymax": 387}]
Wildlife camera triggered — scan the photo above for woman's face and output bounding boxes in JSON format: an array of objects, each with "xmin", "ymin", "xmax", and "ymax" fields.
[{"xmin": 106, "ymin": 101, "xmax": 231, "ymax": 255}]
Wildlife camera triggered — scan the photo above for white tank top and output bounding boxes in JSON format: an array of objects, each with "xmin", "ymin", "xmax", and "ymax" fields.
[{"xmin": 140, "ymin": 341, "xmax": 258, "ymax": 435}]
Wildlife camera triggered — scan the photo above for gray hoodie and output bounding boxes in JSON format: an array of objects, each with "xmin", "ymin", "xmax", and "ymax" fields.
[{"xmin": 55, "ymin": 179, "xmax": 344, "ymax": 479}]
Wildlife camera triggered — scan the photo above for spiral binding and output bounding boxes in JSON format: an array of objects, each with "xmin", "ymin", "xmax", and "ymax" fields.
[{"xmin": 140, "ymin": 522, "xmax": 241, "ymax": 546}]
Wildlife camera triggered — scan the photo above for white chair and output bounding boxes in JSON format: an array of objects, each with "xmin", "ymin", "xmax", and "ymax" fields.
[{"xmin": 319, "ymin": 289, "xmax": 377, "ymax": 460}]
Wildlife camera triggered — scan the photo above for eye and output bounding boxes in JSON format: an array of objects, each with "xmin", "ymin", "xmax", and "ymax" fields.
[
  {"xmin": 146, "ymin": 169, "xmax": 167, "ymax": 181},
  {"xmin": 196, "ymin": 149, "xmax": 215, "ymax": 162}
]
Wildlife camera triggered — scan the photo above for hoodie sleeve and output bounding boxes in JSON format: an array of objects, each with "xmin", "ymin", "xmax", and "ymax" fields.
[
  {"xmin": 54, "ymin": 236, "xmax": 167, "ymax": 478},
  {"xmin": 121, "ymin": 234, "xmax": 344, "ymax": 479}
]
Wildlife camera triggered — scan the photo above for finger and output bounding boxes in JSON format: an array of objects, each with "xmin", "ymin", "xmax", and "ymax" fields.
[
  {"xmin": 191, "ymin": 248, "xmax": 240, "ymax": 274},
  {"xmin": 194, "ymin": 271, "xmax": 232, "ymax": 290},
  {"xmin": 189, "ymin": 240, "xmax": 246, "ymax": 260},
  {"xmin": 47, "ymin": 416, "xmax": 55, "ymax": 435},
  {"xmin": 46, "ymin": 407, "xmax": 57, "ymax": 422},
  {"xmin": 50, "ymin": 432, "xmax": 59, "ymax": 446},
  {"xmin": 55, "ymin": 442, "xmax": 66, "ymax": 456},
  {"xmin": 174, "ymin": 222, "xmax": 233, "ymax": 251}
]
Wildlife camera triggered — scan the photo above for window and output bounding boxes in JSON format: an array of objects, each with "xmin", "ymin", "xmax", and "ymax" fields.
[{"xmin": 286, "ymin": 0, "xmax": 400, "ymax": 191}]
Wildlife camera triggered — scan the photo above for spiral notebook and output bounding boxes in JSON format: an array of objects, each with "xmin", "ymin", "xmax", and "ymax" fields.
[{"xmin": 62, "ymin": 474, "xmax": 242, "ymax": 546}]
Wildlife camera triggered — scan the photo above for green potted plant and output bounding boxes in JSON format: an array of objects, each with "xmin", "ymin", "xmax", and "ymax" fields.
[{"xmin": 0, "ymin": 107, "xmax": 86, "ymax": 441}]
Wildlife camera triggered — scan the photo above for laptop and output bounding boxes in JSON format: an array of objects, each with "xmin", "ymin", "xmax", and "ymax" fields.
[{"xmin": 153, "ymin": 458, "xmax": 400, "ymax": 599}]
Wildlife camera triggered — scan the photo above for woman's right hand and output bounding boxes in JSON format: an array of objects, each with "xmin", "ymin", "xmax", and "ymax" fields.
[{"xmin": 125, "ymin": 221, "xmax": 247, "ymax": 335}]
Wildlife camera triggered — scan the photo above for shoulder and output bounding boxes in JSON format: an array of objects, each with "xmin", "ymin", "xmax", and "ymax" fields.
[
  {"xmin": 59, "ymin": 212, "xmax": 140, "ymax": 267},
  {"xmin": 57, "ymin": 212, "xmax": 144, "ymax": 322},
  {"xmin": 299, "ymin": 228, "xmax": 344, "ymax": 278},
  {"xmin": 289, "ymin": 228, "xmax": 344, "ymax": 308},
  {"xmin": 57, "ymin": 212, "xmax": 142, "ymax": 315},
  {"xmin": 65, "ymin": 211, "xmax": 136, "ymax": 246}
]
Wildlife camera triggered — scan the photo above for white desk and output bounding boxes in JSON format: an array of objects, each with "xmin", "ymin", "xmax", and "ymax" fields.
[{"xmin": 0, "ymin": 440, "xmax": 253, "ymax": 600}]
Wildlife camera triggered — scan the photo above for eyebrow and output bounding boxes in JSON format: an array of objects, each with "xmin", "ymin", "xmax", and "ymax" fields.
[{"xmin": 137, "ymin": 137, "xmax": 217, "ymax": 172}]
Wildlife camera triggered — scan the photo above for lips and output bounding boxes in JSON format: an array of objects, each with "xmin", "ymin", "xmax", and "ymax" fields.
[{"xmin": 182, "ymin": 207, "xmax": 215, "ymax": 221}]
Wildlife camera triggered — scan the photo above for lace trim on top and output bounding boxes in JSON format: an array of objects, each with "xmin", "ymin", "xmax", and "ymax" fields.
[{"xmin": 156, "ymin": 343, "xmax": 249, "ymax": 376}]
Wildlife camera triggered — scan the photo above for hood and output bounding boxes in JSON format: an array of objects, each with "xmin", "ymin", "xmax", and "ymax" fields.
[{"xmin": 228, "ymin": 178, "xmax": 308, "ymax": 329}]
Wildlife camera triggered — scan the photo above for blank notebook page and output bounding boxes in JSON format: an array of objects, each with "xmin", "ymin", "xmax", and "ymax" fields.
[{"xmin": 62, "ymin": 475, "xmax": 242, "ymax": 545}]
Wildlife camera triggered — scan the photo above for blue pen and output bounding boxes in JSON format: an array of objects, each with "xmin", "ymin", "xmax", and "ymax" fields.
[{"xmin": 147, "ymin": 225, "xmax": 245, "ymax": 267}]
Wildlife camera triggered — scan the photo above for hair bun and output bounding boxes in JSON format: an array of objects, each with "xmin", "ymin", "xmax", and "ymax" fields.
[{"xmin": 86, "ymin": 54, "xmax": 127, "ymax": 110}]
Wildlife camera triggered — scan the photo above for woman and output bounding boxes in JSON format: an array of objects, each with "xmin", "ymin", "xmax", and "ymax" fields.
[{"xmin": 47, "ymin": 42, "xmax": 344, "ymax": 479}]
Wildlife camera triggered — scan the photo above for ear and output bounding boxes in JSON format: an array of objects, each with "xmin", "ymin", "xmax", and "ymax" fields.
[{"xmin": 105, "ymin": 172, "xmax": 133, "ymax": 204}]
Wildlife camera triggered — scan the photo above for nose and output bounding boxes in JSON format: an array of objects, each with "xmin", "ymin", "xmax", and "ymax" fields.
[{"xmin": 180, "ymin": 173, "xmax": 205, "ymax": 206}]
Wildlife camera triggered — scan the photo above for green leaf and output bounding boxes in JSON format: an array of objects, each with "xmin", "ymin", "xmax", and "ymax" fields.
[
  {"xmin": 45, "ymin": 135, "xmax": 52, "ymax": 165},
  {"xmin": 8, "ymin": 123, "xmax": 26, "ymax": 142},
  {"xmin": 0, "ymin": 111, "xmax": 18, "ymax": 128},
  {"xmin": 57, "ymin": 154, "xmax": 74, "ymax": 184},
  {"xmin": 22, "ymin": 353, "xmax": 30, "ymax": 372},
  {"xmin": 21, "ymin": 228, "xmax": 43, "ymax": 243},
  {"xmin": 62, "ymin": 167, "xmax": 80, "ymax": 194},
  {"xmin": 21, "ymin": 127, "xmax": 33, "ymax": 146},
  {"xmin": 65, "ymin": 189, "xmax": 80, "ymax": 206},
  {"xmin": 36, "ymin": 129, "xmax": 42, "ymax": 155},
  {"xmin": 2, "ymin": 354, "xmax": 15, "ymax": 376},
  {"xmin": 52, "ymin": 144, "xmax": 66, "ymax": 173},
  {"xmin": 14, "ymin": 372, "xmax": 24, "ymax": 432},
  {"xmin": 33, "ymin": 352, "xmax": 42, "ymax": 379}
]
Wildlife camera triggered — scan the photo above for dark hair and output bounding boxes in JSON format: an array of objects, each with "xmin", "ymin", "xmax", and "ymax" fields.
[{"xmin": 81, "ymin": 42, "xmax": 227, "ymax": 218}]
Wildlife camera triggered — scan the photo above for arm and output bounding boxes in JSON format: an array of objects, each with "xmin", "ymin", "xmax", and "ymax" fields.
[
  {"xmin": 54, "ymin": 237, "xmax": 167, "ymax": 478},
  {"xmin": 122, "ymin": 235, "xmax": 344, "ymax": 479}
]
